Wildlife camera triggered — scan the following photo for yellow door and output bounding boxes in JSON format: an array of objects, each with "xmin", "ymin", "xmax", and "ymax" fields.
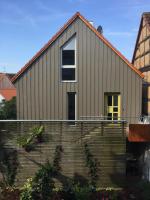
[{"xmin": 105, "ymin": 94, "xmax": 120, "ymax": 120}]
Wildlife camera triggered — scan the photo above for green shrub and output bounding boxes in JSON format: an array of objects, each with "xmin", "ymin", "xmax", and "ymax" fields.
[
  {"xmin": 73, "ymin": 184, "xmax": 91, "ymax": 200},
  {"xmin": 0, "ymin": 149, "xmax": 19, "ymax": 187},
  {"xmin": 136, "ymin": 180, "xmax": 150, "ymax": 200},
  {"xmin": 84, "ymin": 143, "xmax": 100, "ymax": 187},
  {"xmin": 53, "ymin": 145, "xmax": 63, "ymax": 172},
  {"xmin": 20, "ymin": 161, "xmax": 55, "ymax": 200}
]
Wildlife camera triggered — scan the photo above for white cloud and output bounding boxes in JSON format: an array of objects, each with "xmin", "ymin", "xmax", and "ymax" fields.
[{"xmin": 0, "ymin": 1, "xmax": 72, "ymax": 27}]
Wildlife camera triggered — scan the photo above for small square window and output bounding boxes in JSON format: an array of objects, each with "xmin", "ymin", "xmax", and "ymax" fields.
[
  {"xmin": 62, "ymin": 68, "xmax": 75, "ymax": 81},
  {"xmin": 62, "ymin": 50, "xmax": 75, "ymax": 65}
]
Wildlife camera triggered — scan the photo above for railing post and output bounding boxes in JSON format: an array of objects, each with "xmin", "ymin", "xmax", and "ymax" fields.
[
  {"xmin": 101, "ymin": 121, "xmax": 104, "ymax": 136},
  {"xmin": 81, "ymin": 122, "xmax": 83, "ymax": 143}
]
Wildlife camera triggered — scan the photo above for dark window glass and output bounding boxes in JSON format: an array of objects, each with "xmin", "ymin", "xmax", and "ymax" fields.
[
  {"xmin": 113, "ymin": 107, "xmax": 118, "ymax": 112},
  {"xmin": 114, "ymin": 95, "xmax": 118, "ymax": 106},
  {"xmin": 62, "ymin": 50, "xmax": 75, "ymax": 65},
  {"xmin": 68, "ymin": 93, "xmax": 75, "ymax": 120},
  {"xmin": 62, "ymin": 68, "xmax": 75, "ymax": 81},
  {"xmin": 107, "ymin": 113, "xmax": 112, "ymax": 120},
  {"xmin": 113, "ymin": 113, "xmax": 118, "ymax": 120},
  {"xmin": 108, "ymin": 96, "xmax": 112, "ymax": 106}
]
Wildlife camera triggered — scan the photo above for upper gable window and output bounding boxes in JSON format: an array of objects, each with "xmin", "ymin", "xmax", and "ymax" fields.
[{"xmin": 61, "ymin": 36, "xmax": 76, "ymax": 81}]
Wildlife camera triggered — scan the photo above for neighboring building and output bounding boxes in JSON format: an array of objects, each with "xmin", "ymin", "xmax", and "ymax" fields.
[
  {"xmin": 0, "ymin": 73, "xmax": 16, "ymax": 102},
  {"xmin": 132, "ymin": 12, "xmax": 150, "ymax": 115},
  {"xmin": 12, "ymin": 12, "xmax": 144, "ymax": 122}
]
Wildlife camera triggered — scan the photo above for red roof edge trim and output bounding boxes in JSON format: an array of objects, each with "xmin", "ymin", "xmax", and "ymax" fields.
[
  {"xmin": 11, "ymin": 12, "xmax": 80, "ymax": 83},
  {"xmin": 12, "ymin": 12, "xmax": 144, "ymax": 83},
  {"xmin": 77, "ymin": 13, "xmax": 144, "ymax": 78}
]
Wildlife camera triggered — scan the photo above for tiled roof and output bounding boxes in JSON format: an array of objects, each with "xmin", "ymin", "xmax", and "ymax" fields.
[
  {"xmin": 6, "ymin": 73, "xmax": 16, "ymax": 80},
  {"xmin": 0, "ymin": 89, "xmax": 16, "ymax": 101},
  {"xmin": 0, "ymin": 73, "xmax": 15, "ymax": 89},
  {"xmin": 0, "ymin": 73, "xmax": 15, "ymax": 81},
  {"xmin": 12, "ymin": 12, "xmax": 144, "ymax": 82}
]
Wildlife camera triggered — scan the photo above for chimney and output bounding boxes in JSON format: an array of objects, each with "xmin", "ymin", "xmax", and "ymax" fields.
[
  {"xmin": 97, "ymin": 25, "xmax": 103, "ymax": 34},
  {"xmin": 89, "ymin": 21, "xmax": 94, "ymax": 26}
]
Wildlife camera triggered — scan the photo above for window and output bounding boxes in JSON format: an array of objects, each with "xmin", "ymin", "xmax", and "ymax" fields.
[
  {"xmin": 68, "ymin": 92, "xmax": 76, "ymax": 120},
  {"xmin": 105, "ymin": 93, "xmax": 120, "ymax": 120},
  {"xmin": 61, "ymin": 36, "xmax": 76, "ymax": 81}
]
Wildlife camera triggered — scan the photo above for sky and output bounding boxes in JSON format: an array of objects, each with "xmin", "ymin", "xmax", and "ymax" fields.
[{"xmin": 0, "ymin": 0, "xmax": 150, "ymax": 73}]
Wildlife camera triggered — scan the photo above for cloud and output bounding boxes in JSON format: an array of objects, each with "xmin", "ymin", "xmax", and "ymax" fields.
[
  {"xmin": 0, "ymin": 1, "xmax": 72, "ymax": 27},
  {"xmin": 0, "ymin": 1, "xmax": 37, "ymax": 27}
]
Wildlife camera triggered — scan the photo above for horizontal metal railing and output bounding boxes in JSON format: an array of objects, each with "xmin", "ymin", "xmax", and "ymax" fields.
[
  {"xmin": 0, "ymin": 119, "xmax": 126, "ymax": 123},
  {"xmin": 80, "ymin": 116, "xmax": 150, "ymax": 124}
]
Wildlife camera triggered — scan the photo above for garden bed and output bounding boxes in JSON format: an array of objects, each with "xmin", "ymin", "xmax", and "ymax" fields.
[{"xmin": 0, "ymin": 187, "xmax": 144, "ymax": 200}]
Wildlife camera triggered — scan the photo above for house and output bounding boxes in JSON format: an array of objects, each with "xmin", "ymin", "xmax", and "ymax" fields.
[
  {"xmin": 128, "ymin": 14, "xmax": 150, "ymax": 182},
  {"xmin": 132, "ymin": 12, "xmax": 150, "ymax": 116},
  {"xmin": 0, "ymin": 73, "xmax": 16, "ymax": 102},
  {"xmin": 12, "ymin": 12, "xmax": 144, "ymax": 122}
]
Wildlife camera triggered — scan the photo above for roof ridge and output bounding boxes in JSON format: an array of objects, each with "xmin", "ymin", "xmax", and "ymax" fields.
[
  {"xmin": 12, "ymin": 12, "xmax": 144, "ymax": 82},
  {"xmin": 77, "ymin": 13, "xmax": 144, "ymax": 78}
]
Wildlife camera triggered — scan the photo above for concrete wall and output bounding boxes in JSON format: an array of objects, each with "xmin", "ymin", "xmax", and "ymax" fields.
[{"xmin": 0, "ymin": 121, "xmax": 126, "ymax": 187}]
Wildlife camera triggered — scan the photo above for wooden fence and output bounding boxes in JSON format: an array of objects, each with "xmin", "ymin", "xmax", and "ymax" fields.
[{"xmin": 0, "ymin": 120, "xmax": 126, "ymax": 187}]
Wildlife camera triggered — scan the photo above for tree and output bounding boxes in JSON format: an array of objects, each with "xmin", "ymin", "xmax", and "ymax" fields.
[{"xmin": 0, "ymin": 97, "xmax": 17, "ymax": 119}]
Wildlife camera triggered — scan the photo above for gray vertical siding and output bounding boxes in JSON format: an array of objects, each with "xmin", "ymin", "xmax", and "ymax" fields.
[{"xmin": 15, "ymin": 18, "xmax": 142, "ymax": 123}]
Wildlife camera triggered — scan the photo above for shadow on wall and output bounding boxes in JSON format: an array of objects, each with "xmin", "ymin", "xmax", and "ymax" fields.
[
  {"xmin": 0, "ymin": 126, "xmax": 19, "ymax": 187},
  {"xmin": 0, "ymin": 121, "xmax": 126, "ymax": 188},
  {"xmin": 108, "ymin": 148, "xmax": 126, "ymax": 188}
]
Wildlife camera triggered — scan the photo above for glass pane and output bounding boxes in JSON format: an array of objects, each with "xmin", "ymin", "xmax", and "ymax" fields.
[
  {"xmin": 62, "ymin": 50, "xmax": 75, "ymax": 65},
  {"xmin": 68, "ymin": 93, "xmax": 75, "ymax": 120},
  {"xmin": 107, "ymin": 113, "xmax": 112, "ymax": 120},
  {"xmin": 114, "ymin": 95, "xmax": 118, "ymax": 106},
  {"xmin": 62, "ymin": 68, "xmax": 75, "ymax": 81},
  {"xmin": 108, "ymin": 96, "xmax": 112, "ymax": 106},
  {"xmin": 113, "ymin": 113, "xmax": 118, "ymax": 120},
  {"xmin": 113, "ymin": 107, "xmax": 118, "ymax": 112},
  {"xmin": 63, "ymin": 37, "xmax": 75, "ymax": 50}
]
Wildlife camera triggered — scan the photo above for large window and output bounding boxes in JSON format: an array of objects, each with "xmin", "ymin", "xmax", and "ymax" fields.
[{"xmin": 61, "ymin": 36, "xmax": 76, "ymax": 81}]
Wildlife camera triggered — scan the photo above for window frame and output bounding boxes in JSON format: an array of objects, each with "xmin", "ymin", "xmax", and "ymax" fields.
[
  {"xmin": 61, "ymin": 36, "xmax": 77, "ymax": 82},
  {"xmin": 104, "ymin": 93, "xmax": 121, "ymax": 121},
  {"xmin": 67, "ymin": 92, "xmax": 77, "ymax": 121}
]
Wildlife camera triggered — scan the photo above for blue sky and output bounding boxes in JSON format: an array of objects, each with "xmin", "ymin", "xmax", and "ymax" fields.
[{"xmin": 0, "ymin": 0, "xmax": 150, "ymax": 73}]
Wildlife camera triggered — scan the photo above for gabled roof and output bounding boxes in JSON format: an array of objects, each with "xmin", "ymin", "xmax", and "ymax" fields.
[
  {"xmin": 0, "ymin": 89, "xmax": 16, "ymax": 101},
  {"xmin": 0, "ymin": 73, "xmax": 15, "ymax": 88},
  {"xmin": 132, "ymin": 12, "xmax": 150, "ymax": 63},
  {"xmin": 6, "ymin": 73, "xmax": 16, "ymax": 80},
  {"xmin": 12, "ymin": 12, "xmax": 144, "ymax": 83}
]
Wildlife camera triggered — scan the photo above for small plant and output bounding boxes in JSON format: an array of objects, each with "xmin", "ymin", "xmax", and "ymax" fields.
[
  {"xmin": 20, "ymin": 178, "xmax": 33, "ymax": 200},
  {"xmin": 84, "ymin": 143, "xmax": 100, "ymax": 187},
  {"xmin": 17, "ymin": 125, "xmax": 44, "ymax": 152},
  {"xmin": 31, "ymin": 125, "xmax": 44, "ymax": 143},
  {"xmin": 17, "ymin": 135, "xmax": 33, "ymax": 152}
]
